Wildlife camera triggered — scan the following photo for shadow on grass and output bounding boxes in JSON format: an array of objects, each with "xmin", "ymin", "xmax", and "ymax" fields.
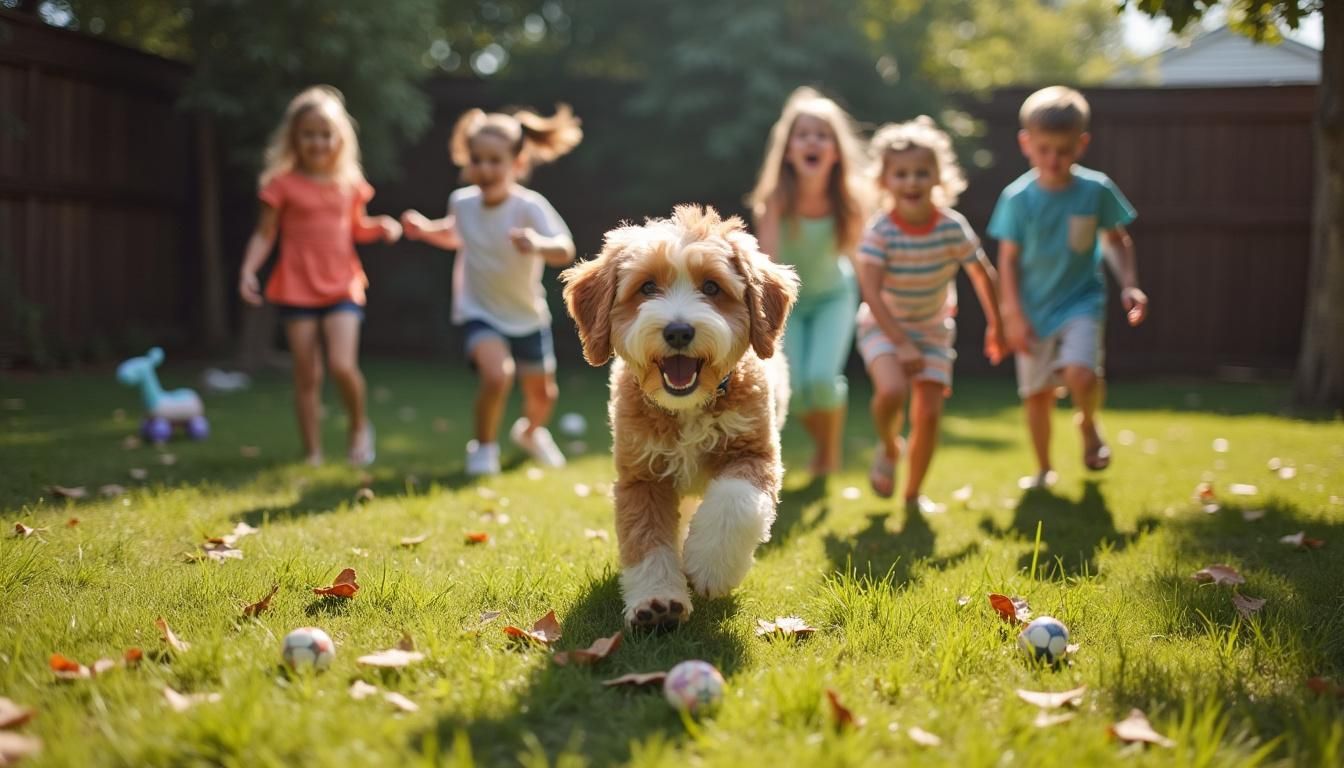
[
  {"xmin": 822, "ymin": 503, "xmax": 980, "ymax": 587},
  {"xmin": 413, "ymin": 569, "xmax": 749, "ymax": 765},
  {"xmin": 764, "ymin": 473, "xmax": 829, "ymax": 550},
  {"xmin": 985, "ymin": 480, "xmax": 1162, "ymax": 577}
]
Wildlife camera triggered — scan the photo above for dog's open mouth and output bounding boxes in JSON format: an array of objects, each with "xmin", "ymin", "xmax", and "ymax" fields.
[{"xmin": 658, "ymin": 355, "xmax": 703, "ymax": 396}]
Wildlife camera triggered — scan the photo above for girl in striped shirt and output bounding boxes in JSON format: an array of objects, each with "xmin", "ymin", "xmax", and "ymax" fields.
[{"xmin": 856, "ymin": 117, "xmax": 1005, "ymax": 509}]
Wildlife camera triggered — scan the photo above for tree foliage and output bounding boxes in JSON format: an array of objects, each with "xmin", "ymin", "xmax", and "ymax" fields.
[{"xmin": 1122, "ymin": 0, "xmax": 1322, "ymax": 40}]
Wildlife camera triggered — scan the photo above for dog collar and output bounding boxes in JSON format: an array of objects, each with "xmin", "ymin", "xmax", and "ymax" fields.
[{"xmin": 716, "ymin": 375, "xmax": 730, "ymax": 395}]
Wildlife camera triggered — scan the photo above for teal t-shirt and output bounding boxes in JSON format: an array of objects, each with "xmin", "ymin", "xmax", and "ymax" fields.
[
  {"xmin": 987, "ymin": 165, "xmax": 1136, "ymax": 338},
  {"xmin": 775, "ymin": 216, "xmax": 853, "ymax": 301}
]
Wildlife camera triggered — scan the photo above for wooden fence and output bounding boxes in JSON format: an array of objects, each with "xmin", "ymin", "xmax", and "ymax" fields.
[
  {"xmin": 0, "ymin": 11, "xmax": 196, "ymax": 364},
  {"xmin": 0, "ymin": 15, "xmax": 1318, "ymax": 377}
]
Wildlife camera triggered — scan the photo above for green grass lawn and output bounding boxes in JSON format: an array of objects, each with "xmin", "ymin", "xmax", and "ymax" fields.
[{"xmin": 2, "ymin": 360, "xmax": 1341, "ymax": 767}]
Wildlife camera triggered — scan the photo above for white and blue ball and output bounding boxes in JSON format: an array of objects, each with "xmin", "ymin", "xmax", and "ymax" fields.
[
  {"xmin": 282, "ymin": 627, "xmax": 335, "ymax": 671},
  {"xmin": 1017, "ymin": 616, "xmax": 1070, "ymax": 663},
  {"xmin": 663, "ymin": 660, "xmax": 725, "ymax": 715}
]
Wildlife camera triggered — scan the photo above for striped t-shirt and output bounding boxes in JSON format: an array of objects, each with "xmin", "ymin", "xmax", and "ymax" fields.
[{"xmin": 857, "ymin": 208, "xmax": 979, "ymax": 324}]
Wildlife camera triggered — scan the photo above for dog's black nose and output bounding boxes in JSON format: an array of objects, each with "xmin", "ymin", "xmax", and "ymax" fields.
[{"xmin": 662, "ymin": 322, "xmax": 695, "ymax": 350}]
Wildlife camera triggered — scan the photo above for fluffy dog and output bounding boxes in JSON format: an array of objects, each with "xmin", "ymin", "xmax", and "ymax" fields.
[{"xmin": 561, "ymin": 205, "xmax": 799, "ymax": 630}]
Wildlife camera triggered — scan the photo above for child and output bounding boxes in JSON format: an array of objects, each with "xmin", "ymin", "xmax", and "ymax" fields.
[
  {"xmin": 238, "ymin": 86, "xmax": 401, "ymax": 466},
  {"xmin": 988, "ymin": 86, "xmax": 1148, "ymax": 488},
  {"xmin": 856, "ymin": 117, "xmax": 1006, "ymax": 511},
  {"xmin": 401, "ymin": 105, "xmax": 581, "ymax": 476},
  {"xmin": 749, "ymin": 87, "xmax": 871, "ymax": 477}
]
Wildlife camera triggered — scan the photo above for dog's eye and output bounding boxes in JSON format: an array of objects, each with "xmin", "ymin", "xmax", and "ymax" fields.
[
  {"xmin": 701, "ymin": 280, "xmax": 721, "ymax": 296},
  {"xmin": 639, "ymin": 280, "xmax": 658, "ymax": 297}
]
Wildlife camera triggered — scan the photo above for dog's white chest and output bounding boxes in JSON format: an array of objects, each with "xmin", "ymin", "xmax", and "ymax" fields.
[{"xmin": 629, "ymin": 408, "xmax": 755, "ymax": 493}]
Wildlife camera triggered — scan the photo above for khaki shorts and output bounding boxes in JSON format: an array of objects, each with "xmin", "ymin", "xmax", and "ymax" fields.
[{"xmin": 1014, "ymin": 314, "xmax": 1103, "ymax": 398}]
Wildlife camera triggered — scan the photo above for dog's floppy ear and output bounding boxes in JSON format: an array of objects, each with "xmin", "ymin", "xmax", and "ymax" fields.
[
  {"xmin": 560, "ymin": 244, "xmax": 621, "ymax": 366},
  {"xmin": 729, "ymin": 231, "xmax": 799, "ymax": 359}
]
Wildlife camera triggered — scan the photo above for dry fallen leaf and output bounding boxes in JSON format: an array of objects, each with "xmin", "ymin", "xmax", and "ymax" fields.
[
  {"xmin": 49, "ymin": 654, "xmax": 90, "ymax": 680},
  {"xmin": 313, "ymin": 568, "xmax": 360, "ymax": 598},
  {"xmin": 123, "ymin": 648, "xmax": 143, "ymax": 667},
  {"xmin": 91, "ymin": 658, "xmax": 116, "ymax": 676},
  {"xmin": 219, "ymin": 522, "xmax": 259, "ymax": 546},
  {"xmin": 243, "ymin": 584, "xmax": 279, "ymax": 618},
  {"xmin": 1306, "ymin": 677, "xmax": 1344, "ymax": 698},
  {"xmin": 196, "ymin": 542, "xmax": 244, "ymax": 563},
  {"xmin": 396, "ymin": 633, "xmax": 415, "ymax": 651},
  {"xmin": 1231, "ymin": 593, "xmax": 1267, "ymax": 619},
  {"xmin": 383, "ymin": 691, "xmax": 419, "ymax": 713},
  {"xmin": 1194, "ymin": 482, "xmax": 1216, "ymax": 503},
  {"xmin": 1015, "ymin": 685, "xmax": 1087, "ymax": 709},
  {"xmin": 1229, "ymin": 483, "xmax": 1258, "ymax": 496},
  {"xmin": 602, "ymin": 671, "xmax": 667, "ymax": 688},
  {"xmin": 356, "ymin": 648, "xmax": 426, "ymax": 668},
  {"xmin": 0, "ymin": 732, "xmax": 42, "ymax": 764},
  {"xmin": 162, "ymin": 686, "xmax": 220, "ymax": 712},
  {"xmin": 989, "ymin": 593, "xmax": 1032, "ymax": 624},
  {"xmin": 65, "ymin": 518, "xmax": 79, "ymax": 528},
  {"xmin": 129, "ymin": 468, "xmax": 148, "ymax": 480},
  {"xmin": 956, "ymin": 595, "xmax": 971, "ymax": 607},
  {"xmin": 1242, "ymin": 508, "xmax": 1266, "ymax": 521},
  {"xmin": 465, "ymin": 531, "xmax": 490, "ymax": 545},
  {"xmin": 825, "ymin": 689, "xmax": 863, "ymax": 729},
  {"xmin": 354, "ymin": 487, "xmax": 375, "ymax": 503},
  {"xmin": 399, "ymin": 534, "xmax": 428, "ymax": 548},
  {"xmin": 583, "ymin": 528, "xmax": 609, "ymax": 542},
  {"xmin": 907, "ymin": 726, "xmax": 942, "ymax": 747},
  {"xmin": 49, "ymin": 485, "xmax": 87, "ymax": 500},
  {"xmin": 553, "ymin": 632, "xmax": 623, "ymax": 666},
  {"xmin": 1108, "ymin": 708, "xmax": 1174, "ymax": 748},
  {"xmin": 1278, "ymin": 466, "xmax": 1297, "ymax": 479},
  {"xmin": 155, "ymin": 617, "xmax": 190, "ymax": 653},
  {"xmin": 349, "ymin": 680, "xmax": 379, "ymax": 700},
  {"xmin": 99, "ymin": 484, "xmax": 127, "ymax": 498},
  {"xmin": 504, "ymin": 610, "xmax": 563, "ymax": 646},
  {"xmin": 1191, "ymin": 564, "xmax": 1245, "ymax": 586},
  {"xmin": 157, "ymin": 453, "xmax": 177, "ymax": 466},
  {"xmin": 1279, "ymin": 531, "xmax": 1326, "ymax": 550},
  {"xmin": 469, "ymin": 610, "xmax": 503, "ymax": 633},
  {"xmin": 13, "ymin": 524, "xmax": 45, "ymax": 539},
  {"xmin": 0, "ymin": 697, "xmax": 35, "ymax": 730},
  {"xmin": 754, "ymin": 617, "xmax": 817, "ymax": 639}
]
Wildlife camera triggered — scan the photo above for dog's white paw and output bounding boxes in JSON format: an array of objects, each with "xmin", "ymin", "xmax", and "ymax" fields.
[
  {"xmin": 683, "ymin": 477, "xmax": 773, "ymax": 598},
  {"xmin": 625, "ymin": 594, "xmax": 692, "ymax": 631},
  {"xmin": 621, "ymin": 545, "xmax": 693, "ymax": 631}
]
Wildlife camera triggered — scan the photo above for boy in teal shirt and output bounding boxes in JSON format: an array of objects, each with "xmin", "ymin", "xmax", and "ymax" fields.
[{"xmin": 988, "ymin": 86, "xmax": 1149, "ymax": 488}]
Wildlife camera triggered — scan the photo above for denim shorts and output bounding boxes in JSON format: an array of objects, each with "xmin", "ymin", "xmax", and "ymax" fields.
[
  {"xmin": 275, "ymin": 300, "xmax": 364, "ymax": 322},
  {"xmin": 463, "ymin": 319, "xmax": 556, "ymax": 376}
]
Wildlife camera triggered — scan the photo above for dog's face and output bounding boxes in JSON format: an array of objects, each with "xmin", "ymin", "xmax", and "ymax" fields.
[{"xmin": 562, "ymin": 205, "xmax": 798, "ymax": 412}]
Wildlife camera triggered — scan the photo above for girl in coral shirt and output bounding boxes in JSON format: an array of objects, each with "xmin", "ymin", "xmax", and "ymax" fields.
[{"xmin": 239, "ymin": 86, "xmax": 401, "ymax": 466}]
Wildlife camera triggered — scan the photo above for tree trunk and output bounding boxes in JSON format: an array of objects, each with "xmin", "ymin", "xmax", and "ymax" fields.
[
  {"xmin": 1294, "ymin": 3, "xmax": 1344, "ymax": 412},
  {"xmin": 196, "ymin": 112, "xmax": 228, "ymax": 350}
]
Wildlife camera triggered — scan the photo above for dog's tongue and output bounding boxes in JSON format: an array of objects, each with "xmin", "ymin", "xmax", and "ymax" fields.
[{"xmin": 662, "ymin": 355, "xmax": 699, "ymax": 389}]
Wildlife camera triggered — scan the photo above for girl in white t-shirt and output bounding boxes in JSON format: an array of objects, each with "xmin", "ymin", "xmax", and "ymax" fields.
[{"xmin": 402, "ymin": 105, "xmax": 582, "ymax": 476}]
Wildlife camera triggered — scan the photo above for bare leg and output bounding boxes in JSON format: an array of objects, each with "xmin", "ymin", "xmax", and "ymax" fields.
[
  {"xmin": 799, "ymin": 411, "xmax": 825, "ymax": 473},
  {"xmin": 321, "ymin": 311, "xmax": 368, "ymax": 460},
  {"xmin": 903, "ymin": 380, "xmax": 946, "ymax": 502},
  {"xmin": 284, "ymin": 318, "xmax": 323, "ymax": 463},
  {"xmin": 812, "ymin": 405, "xmax": 846, "ymax": 475},
  {"xmin": 1024, "ymin": 389, "xmax": 1054, "ymax": 475},
  {"xmin": 470, "ymin": 338, "xmax": 514, "ymax": 444},
  {"xmin": 517, "ymin": 370, "xmax": 558, "ymax": 435},
  {"xmin": 867, "ymin": 355, "xmax": 909, "ymax": 498},
  {"xmin": 1063, "ymin": 365, "xmax": 1108, "ymax": 469}
]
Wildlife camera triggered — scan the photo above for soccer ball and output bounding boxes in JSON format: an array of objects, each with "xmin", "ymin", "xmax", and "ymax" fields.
[
  {"xmin": 282, "ymin": 627, "xmax": 335, "ymax": 671},
  {"xmin": 558, "ymin": 412, "xmax": 587, "ymax": 437},
  {"xmin": 1017, "ymin": 616, "xmax": 1070, "ymax": 664},
  {"xmin": 663, "ymin": 660, "xmax": 725, "ymax": 715}
]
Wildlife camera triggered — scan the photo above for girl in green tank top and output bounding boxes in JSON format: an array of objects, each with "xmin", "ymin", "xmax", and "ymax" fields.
[{"xmin": 749, "ymin": 87, "xmax": 871, "ymax": 478}]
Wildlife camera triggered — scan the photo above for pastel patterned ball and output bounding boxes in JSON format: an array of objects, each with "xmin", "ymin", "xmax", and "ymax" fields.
[{"xmin": 663, "ymin": 660, "xmax": 725, "ymax": 715}]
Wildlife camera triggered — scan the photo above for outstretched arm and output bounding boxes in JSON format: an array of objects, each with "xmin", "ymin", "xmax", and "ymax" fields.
[
  {"xmin": 402, "ymin": 209, "xmax": 463, "ymax": 251},
  {"xmin": 1102, "ymin": 225, "xmax": 1146, "ymax": 326},
  {"xmin": 963, "ymin": 250, "xmax": 1005, "ymax": 365},
  {"xmin": 353, "ymin": 203, "xmax": 401, "ymax": 244},
  {"xmin": 511, "ymin": 228, "xmax": 575, "ymax": 267},
  {"xmin": 996, "ymin": 240, "xmax": 1035, "ymax": 353},
  {"xmin": 239, "ymin": 205, "xmax": 279, "ymax": 306},
  {"xmin": 753, "ymin": 202, "xmax": 780, "ymax": 262}
]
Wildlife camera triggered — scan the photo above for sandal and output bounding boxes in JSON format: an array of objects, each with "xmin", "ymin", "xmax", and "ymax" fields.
[
  {"xmin": 869, "ymin": 444, "xmax": 897, "ymax": 499},
  {"xmin": 1084, "ymin": 442, "xmax": 1111, "ymax": 471}
]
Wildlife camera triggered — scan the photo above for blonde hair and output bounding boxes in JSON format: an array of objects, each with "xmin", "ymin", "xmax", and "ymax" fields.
[
  {"xmin": 449, "ymin": 104, "xmax": 583, "ymax": 181},
  {"xmin": 260, "ymin": 86, "xmax": 365, "ymax": 188},
  {"xmin": 1020, "ymin": 86, "xmax": 1090, "ymax": 133},
  {"xmin": 871, "ymin": 116, "xmax": 967, "ymax": 208},
  {"xmin": 748, "ymin": 87, "xmax": 871, "ymax": 255}
]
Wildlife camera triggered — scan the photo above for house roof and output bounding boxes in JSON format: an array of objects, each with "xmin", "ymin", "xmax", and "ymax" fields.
[{"xmin": 1112, "ymin": 25, "xmax": 1320, "ymax": 87}]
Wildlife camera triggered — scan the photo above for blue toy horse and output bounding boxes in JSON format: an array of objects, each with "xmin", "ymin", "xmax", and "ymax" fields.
[{"xmin": 116, "ymin": 347, "xmax": 209, "ymax": 442}]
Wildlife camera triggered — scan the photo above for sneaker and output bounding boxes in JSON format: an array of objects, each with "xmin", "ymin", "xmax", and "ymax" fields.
[
  {"xmin": 466, "ymin": 440, "xmax": 501, "ymax": 476},
  {"xmin": 510, "ymin": 418, "xmax": 567, "ymax": 468}
]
